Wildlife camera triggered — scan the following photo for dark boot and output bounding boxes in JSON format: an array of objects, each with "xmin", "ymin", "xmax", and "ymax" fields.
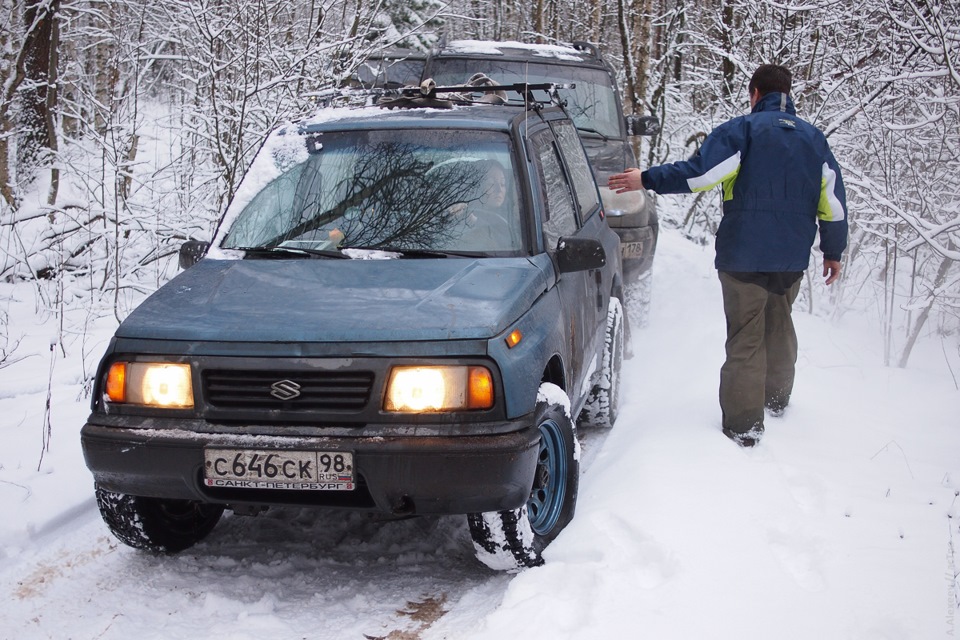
[{"xmin": 723, "ymin": 422, "xmax": 764, "ymax": 448}]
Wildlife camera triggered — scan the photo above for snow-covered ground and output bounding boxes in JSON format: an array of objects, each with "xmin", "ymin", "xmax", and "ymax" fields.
[{"xmin": 1, "ymin": 228, "xmax": 959, "ymax": 639}]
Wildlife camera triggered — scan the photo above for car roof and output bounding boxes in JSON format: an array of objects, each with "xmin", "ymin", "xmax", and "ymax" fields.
[
  {"xmin": 352, "ymin": 41, "xmax": 613, "ymax": 92},
  {"xmin": 432, "ymin": 40, "xmax": 608, "ymax": 70},
  {"xmin": 299, "ymin": 98, "xmax": 567, "ymax": 135}
]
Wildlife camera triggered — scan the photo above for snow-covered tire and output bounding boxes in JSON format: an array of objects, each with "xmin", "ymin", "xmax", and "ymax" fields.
[
  {"xmin": 624, "ymin": 268, "xmax": 652, "ymax": 329},
  {"xmin": 579, "ymin": 297, "xmax": 624, "ymax": 429},
  {"xmin": 468, "ymin": 383, "xmax": 579, "ymax": 570},
  {"xmin": 95, "ymin": 486, "xmax": 224, "ymax": 553}
]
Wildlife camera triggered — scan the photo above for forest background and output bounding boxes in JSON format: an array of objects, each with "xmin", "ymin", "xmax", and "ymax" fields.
[{"xmin": 0, "ymin": 0, "xmax": 957, "ymax": 383}]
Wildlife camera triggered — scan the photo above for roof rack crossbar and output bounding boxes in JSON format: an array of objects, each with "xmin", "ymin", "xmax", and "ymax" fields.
[
  {"xmin": 399, "ymin": 81, "xmax": 573, "ymax": 105},
  {"xmin": 307, "ymin": 81, "xmax": 576, "ymax": 111}
]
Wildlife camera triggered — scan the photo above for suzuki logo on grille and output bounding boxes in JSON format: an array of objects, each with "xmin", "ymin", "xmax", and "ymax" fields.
[{"xmin": 270, "ymin": 379, "xmax": 302, "ymax": 400}]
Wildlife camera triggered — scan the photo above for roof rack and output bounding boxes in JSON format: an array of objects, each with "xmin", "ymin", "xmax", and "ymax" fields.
[
  {"xmin": 307, "ymin": 78, "xmax": 574, "ymax": 112},
  {"xmin": 377, "ymin": 79, "xmax": 574, "ymax": 110}
]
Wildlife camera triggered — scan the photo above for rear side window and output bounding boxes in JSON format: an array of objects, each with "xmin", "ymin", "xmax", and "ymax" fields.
[
  {"xmin": 533, "ymin": 131, "xmax": 578, "ymax": 251},
  {"xmin": 553, "ymin": 122, "xmax": 601, "ymax": 219}
]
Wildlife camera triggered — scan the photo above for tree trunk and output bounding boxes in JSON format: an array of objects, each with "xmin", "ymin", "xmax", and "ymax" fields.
[
  {"xmin": 534, "ymin": 0, "xmax": 545, "ymax": 41},
  {"xmin": 633, "ymin": 0, "xmax": 653, "ymax": 113},
  {"xmin": 674, "ymin": 1, "xmax": 685, "ymax": 82},
  {"xmin": 18, "ymin": 0, "xmax": 60, "ymax": 185},
  {"xmin": 719, "ymin": 0, "xmax": 735, "ymax": 99},
  {"xmin": 617, "ymin": 0, "xmax": 637, "ymax": 112},
  {"xmin": 45, "ymin": 1, "xmax": 60, "ymax": 205},
  {"xmin": 592, "ymin": 0, "xmax": 603, "ymax": 44},
  {"xmin": 898, "ymin": 251, "xmax": 955, "ymax": 368}
]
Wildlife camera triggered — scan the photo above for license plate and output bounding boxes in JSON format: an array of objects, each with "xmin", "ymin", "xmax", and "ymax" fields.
[
  {"xmin": 203, "ymin": 448, "xmax": 354, "ymax": 491},
  {"xmin": 621, "ymin": 242, "xmax": 644, "ymax": 259}
]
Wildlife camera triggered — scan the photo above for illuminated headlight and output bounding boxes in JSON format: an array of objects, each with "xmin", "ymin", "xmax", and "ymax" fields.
[
  {"xmin": 384, "ymin": 366, "xmax": 494, "ymax": 412},
  {"xmin": 105, "ymin": 362, "xmax": 194, "ymax": 408}
]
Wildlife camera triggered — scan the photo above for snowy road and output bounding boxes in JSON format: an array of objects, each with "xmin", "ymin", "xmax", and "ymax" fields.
[
  {"xmin": 3, "ymin": 229, "xmax": 959, "ymax": 639},
  {"xmin": 5, "ymin": 504, "xmax": 503, "ymax": 639}
]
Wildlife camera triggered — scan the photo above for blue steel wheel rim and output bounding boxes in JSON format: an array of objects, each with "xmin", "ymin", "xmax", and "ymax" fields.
[{"xmin": 527, "ymin": 418, "xmax": 567, "ymax": 535}]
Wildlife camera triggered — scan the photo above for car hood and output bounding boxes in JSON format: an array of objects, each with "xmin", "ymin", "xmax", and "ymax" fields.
[{"xmin": 116, "ymin": 257, "xmax": 550, "ymax": 343}]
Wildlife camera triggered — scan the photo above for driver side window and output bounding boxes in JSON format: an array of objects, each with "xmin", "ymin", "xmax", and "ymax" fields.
[{"xmin": 534, "ymin": 132, "xmax": 578, "ymax": 251}]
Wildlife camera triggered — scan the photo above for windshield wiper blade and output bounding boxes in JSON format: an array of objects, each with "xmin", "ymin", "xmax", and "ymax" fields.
[
  {"xmin": 239, "ymin": 246, "xmax": 350, "ymax": 259},
  {"xmin": 344, "ymin": 245, "xmax": 477, "ymax": 258},
  {"xmin": 575, "ymin": 125, "xmax": 610, "ymax": 141}
]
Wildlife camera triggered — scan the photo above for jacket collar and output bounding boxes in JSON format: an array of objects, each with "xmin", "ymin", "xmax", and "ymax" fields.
[{"xmin": 751, "ymin": 92, "xmax": 796, "ymax": 115}]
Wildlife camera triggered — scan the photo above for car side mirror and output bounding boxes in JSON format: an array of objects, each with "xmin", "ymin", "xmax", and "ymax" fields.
[
  {"xmin": 625, "ymin": 115, "xmax": 660, "ymax": 137},
  {"xmin": 179, "ymin": 240, "xmax": 210, "ymax": 269},
  {"xmin": 556, "ymin": 236, "xmax": 606, "ymax": 273}
]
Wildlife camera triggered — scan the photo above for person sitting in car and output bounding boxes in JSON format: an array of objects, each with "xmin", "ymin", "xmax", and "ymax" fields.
[{"xmin": 453, "ymin": 159, "xmax": 520, "ymax": 251}]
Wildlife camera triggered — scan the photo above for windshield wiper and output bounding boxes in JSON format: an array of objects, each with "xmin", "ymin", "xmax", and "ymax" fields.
[
  {"xmin": 575, "ymin": 125, "xmax": 611, "ymax": 141},
  {"xmin": 239, "ymin": 246, "xmax": 350, "ymax": 259},
  {"xmin": 343, "ymin": 245, "xmax": 479, "ymax": 258}
]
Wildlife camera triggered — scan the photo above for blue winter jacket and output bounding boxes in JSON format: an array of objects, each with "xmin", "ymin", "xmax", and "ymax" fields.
[{"xmin": 642, "ymin": 92, "xmax": 848, "ymax": 272}]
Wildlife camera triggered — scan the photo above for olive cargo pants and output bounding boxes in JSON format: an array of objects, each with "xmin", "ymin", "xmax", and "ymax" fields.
[{"xmin": 718, "ymin": 271, "xmax": 803, "ymax": 435}]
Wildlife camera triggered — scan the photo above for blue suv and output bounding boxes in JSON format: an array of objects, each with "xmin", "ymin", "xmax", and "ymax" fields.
[{"xmin": 81, "ymin": 83, "xmax": 626, "ymax": 570}]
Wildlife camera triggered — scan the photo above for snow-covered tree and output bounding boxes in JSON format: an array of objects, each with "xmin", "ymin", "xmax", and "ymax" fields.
[
  {"xmin": 628, "ymin": 0, "xmax": 959, "ymax": 366},
  {"xmin": 0, "ymin": 0, "xmax": 955, "ymax": 369},
  {"xmin": 369, "ymin": 0, "xmax": 444, "ymax": 51}
]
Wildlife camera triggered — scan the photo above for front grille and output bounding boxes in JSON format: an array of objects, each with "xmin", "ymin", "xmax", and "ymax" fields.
[{"xmin": 203, "ymin": 369, "xmax": 375, "ymax": 412}]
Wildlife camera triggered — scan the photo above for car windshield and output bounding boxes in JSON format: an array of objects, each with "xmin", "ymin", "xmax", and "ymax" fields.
[
  {"xmin": 430, "ymin": 60, "xmax": 621, "ymax": 138},
  {"xmin": 222, "ymin": 129, "xmax": 524, "ymax": 256}
]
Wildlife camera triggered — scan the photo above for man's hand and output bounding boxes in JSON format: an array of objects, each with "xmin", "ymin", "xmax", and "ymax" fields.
[
  {"xmin": 607, "ymin": 168, "xmax": 644, "ymax": 194},
  {"xmin": 823, "ymin": 259, "xmax": 842, "ymax": 285}
]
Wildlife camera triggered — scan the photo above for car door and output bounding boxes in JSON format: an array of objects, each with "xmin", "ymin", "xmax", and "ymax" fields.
[
  {"xmin": 550, "ymin": 119, "xmax": 612, "ymax": 342},
  {"xmin": 529, "ymin": 127, "xmax": 594, "ymax": 402}
]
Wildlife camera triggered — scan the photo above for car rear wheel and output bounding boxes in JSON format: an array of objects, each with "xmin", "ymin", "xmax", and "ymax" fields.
[
  {"xmin": 625, "ymin": 268, "xmax": 652, "ymax": 328},
  {"xmin": 95, "ymin": 486, "xmax": 224, "ymax": 553},
  {"xmin": 468, "ymin": 383, "xmax": 579, "ymax": 570},
  {"xmin": 579, "ymin": 297, "xmax": 624, "ymax": 429}
]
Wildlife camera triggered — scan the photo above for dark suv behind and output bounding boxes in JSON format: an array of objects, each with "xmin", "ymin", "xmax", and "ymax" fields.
[{"xmin": 358, "ymin": 40, "xmax": 660, "ymax": 320}]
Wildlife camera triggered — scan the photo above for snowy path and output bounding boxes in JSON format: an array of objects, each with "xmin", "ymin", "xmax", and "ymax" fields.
[
  {"xmin": 2, "ymin": 228, "xmax": 960, "ymax": 639},
  {"xmin": 3, "ymin": 505, "xmax": 497, "ymax": 638}
]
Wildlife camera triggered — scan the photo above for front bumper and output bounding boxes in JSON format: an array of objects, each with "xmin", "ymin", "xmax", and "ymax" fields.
[{"xmin": 81, "ymin": 419, "xmax": 541, "ymax": 516}]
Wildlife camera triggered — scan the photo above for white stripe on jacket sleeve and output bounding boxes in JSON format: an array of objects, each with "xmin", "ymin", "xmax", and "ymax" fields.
[{"xmin": 686, "ymin": 151, "xmax": 741, "ymax": 193}]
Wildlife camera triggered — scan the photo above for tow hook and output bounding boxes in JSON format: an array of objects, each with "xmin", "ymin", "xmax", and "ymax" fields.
[{"xmin": 391, "ymin": 495, "xmax": 415, "ymax": 516}]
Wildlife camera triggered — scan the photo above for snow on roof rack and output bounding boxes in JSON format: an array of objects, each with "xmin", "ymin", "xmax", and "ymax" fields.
[
  {"xmin": 306, "ymin": 78, "xmax": 574, "ymax": 112},
  {"xmin": 377, "ymin": 79, "xmax": 574, "ymax": 110}
]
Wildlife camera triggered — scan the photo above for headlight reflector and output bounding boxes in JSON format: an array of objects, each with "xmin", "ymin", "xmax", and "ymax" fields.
[
  {"xmin": 385, "ymin": 366, "xmax": 494, "ymax": 412},
  {"xmin": 105, "ymin": 362, "xmax": 194, "ymax": 408}
]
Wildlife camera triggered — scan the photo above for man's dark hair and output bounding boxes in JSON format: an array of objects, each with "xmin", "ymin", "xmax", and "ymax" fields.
[{"xmin": 749, "ymin": 65, "xmax": 792, "ymax": 97}]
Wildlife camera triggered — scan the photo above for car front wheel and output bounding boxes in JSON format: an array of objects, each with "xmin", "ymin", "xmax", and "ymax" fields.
[
  {"xmin": 95, "ymin": 486, "xmax": 224, "ymax": 553},
  {"xmin": 468, "ymin": 383, "xmax": 579, "ymax": 570}
]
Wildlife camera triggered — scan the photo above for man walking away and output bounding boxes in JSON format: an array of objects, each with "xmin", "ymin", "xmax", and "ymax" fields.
[{"xmin": 607, "ymin": 64, "xmax": 848, "ymax": 447}]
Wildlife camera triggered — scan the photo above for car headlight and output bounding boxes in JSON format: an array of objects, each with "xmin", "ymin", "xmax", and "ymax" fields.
[
  {"xmin": 384, "ymin": 365, "xmax": 493, "ymax": 412},
  {"xmin": 105, "ymin": 362, "xmax": 194, "ymax": 408}
]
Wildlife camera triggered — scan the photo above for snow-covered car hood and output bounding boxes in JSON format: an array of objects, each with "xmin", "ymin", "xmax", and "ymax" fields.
[{"xmin": 116, "ymin": 257, "xmax": 549, "ymax": 343}]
